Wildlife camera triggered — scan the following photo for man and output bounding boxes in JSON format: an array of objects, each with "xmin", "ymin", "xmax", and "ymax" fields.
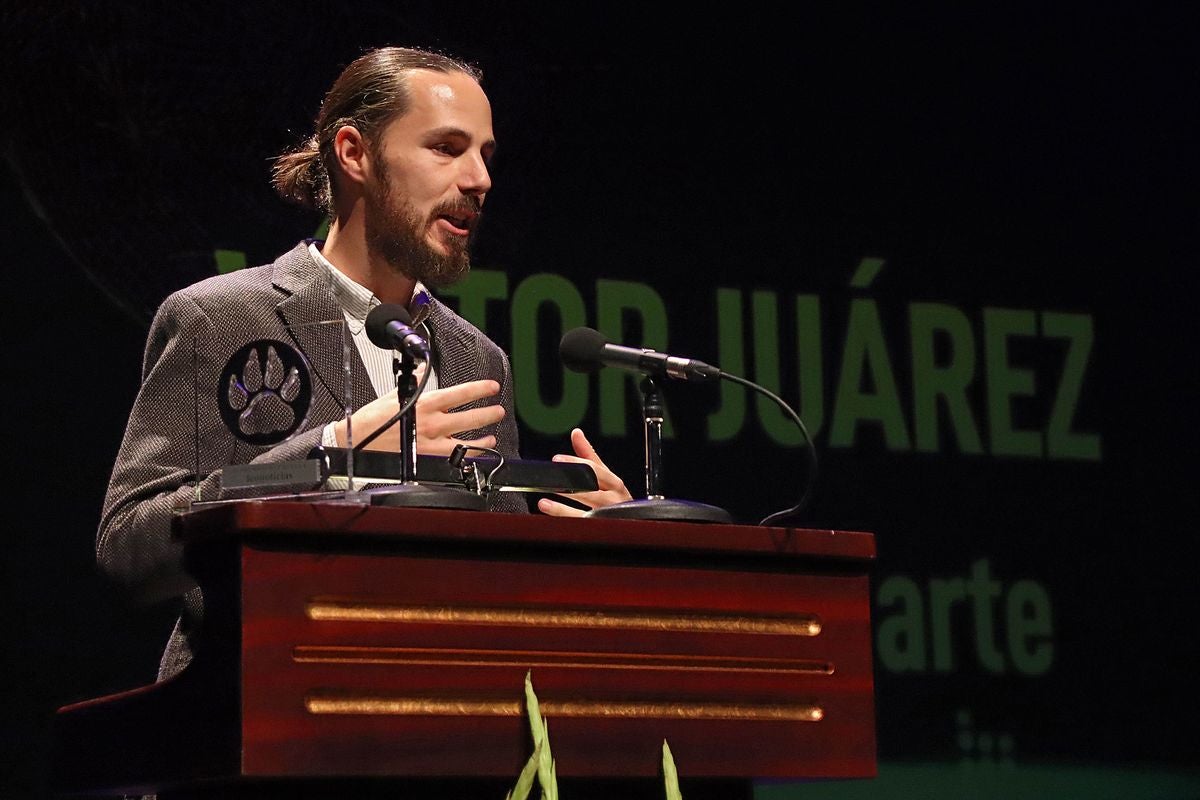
[{"xmin": 98, "ymin": 46, "xmax": 629, "ymax": 681}]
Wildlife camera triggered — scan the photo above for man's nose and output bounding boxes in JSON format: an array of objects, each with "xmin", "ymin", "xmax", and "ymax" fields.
[{"xmin": 460, "ymin": 151, "xmax": 492, "ymax": 197}]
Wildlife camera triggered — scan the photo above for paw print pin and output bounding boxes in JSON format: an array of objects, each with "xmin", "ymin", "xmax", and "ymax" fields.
[{"xmin": 217, "ymin": 340, "xmax": 312, "ymax": 445}]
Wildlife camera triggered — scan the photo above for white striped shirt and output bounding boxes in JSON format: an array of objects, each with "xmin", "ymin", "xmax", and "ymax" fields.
[{"xmin": 309, "ymin": 242, "xmax": 438, "ymax": 447}]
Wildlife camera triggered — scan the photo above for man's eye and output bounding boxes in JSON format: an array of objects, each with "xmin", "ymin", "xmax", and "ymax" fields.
[{"xmin": 433, "ymin": 143, "xmax": 456, "ymax": 155}]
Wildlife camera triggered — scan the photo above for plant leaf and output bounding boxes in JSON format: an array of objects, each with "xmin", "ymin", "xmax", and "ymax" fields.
[
  {"xmin": 663, "ymin": 739, "xmax": 683, "ymax": 800},
  {"xmin": 508, "ymin": 737, "xmax": 542, "ymax": 800},
  {"xmin": 524, "ymin": 670, "xmax": 546, "ymax": 748},
  {"xmin": 537, "ymin": 717, "xmax": 557, "ymax": 799},
  {"xmin": 523, "ymin": 673, "xmax": 558, "ymax": 800}
]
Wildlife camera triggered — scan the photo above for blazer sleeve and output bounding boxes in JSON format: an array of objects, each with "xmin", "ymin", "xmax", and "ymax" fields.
[{"xmin": 96, "ymin": 290, "xmax": 324, "ymax": 603}]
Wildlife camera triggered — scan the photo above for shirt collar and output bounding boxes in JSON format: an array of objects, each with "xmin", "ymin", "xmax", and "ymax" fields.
[{"xmin": 308, "ymin": 241, "xmax": 433, "ymax": 332}]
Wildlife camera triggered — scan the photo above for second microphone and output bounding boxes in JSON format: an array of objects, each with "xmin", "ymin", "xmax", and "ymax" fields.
[{"xmin": 559, "ymin": 327, "xmax": 721, "ymax": 382}]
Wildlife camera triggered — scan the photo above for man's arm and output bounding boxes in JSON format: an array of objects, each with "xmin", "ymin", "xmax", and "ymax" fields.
[{"xmin": 96, "ymin": 291, "xmax": 324, "ymax": 603}]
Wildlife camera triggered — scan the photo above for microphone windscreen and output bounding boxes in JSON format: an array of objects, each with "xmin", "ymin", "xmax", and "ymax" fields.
[
  {"xmin": 365, "ymin": 303, "xmax": 414, "ymax": 349},
  {"xmin": 559, "ymin": 326, "xmax": 608, "ymax": 373}
]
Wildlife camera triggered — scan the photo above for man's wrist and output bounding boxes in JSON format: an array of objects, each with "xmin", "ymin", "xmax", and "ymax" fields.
[{"xmin": 323, "ymin": 421, "xmax": 346, "ymax": 448}]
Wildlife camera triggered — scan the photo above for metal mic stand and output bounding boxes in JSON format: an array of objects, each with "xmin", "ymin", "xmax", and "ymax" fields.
[
  {"xmin": 368, "ymin": 351, "xmax": 486, "ymax": 510},
  {"xmin": 587, "ymin": 376, "xmax": 732, "ymax": 523}
]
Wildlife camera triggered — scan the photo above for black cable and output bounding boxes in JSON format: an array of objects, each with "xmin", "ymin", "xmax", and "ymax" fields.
[
  {"xmin": 351, "ymin": 357, "xmax": 433, "ymax": 452},
  {"xmin": 717, "ymin": 371, "xmax": 819, "ymax": 527}
]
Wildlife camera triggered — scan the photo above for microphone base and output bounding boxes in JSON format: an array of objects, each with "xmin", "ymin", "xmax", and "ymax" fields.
[
  {"xmin": 365, "ymin": 483, "xmax": 488, "ymax": 511},
  {"xmin": 585, "ymin": 498, "xmax": 733, "ymax": 524}
]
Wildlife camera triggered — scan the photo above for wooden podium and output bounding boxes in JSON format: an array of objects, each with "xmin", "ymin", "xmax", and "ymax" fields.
[{"xmin": 55, "ymin": 501, "xmax": 877, "ymax": 798}]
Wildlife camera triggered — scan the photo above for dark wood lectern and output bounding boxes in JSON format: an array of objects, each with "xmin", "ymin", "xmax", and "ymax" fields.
[{"xmin": 55, "ymin": 501, "xmax": 877, "ymax": 798}]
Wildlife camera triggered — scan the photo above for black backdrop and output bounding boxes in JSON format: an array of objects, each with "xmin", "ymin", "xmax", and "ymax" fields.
[{"xmin": 3, "ymin": 5, "xmax": 1197, "ymax": 798}]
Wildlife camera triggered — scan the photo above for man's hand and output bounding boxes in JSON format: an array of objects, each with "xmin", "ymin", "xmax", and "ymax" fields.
[
  {"xmin": 332, "ymin": 379, "xmax": 504, "ymax": 455},
  {"xmin": 537, "ymin": 428, "xmax": 633, "ymax": 517}
]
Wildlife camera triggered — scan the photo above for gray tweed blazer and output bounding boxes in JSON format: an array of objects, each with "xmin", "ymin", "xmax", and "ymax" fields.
[{"xmin": 97, "ymin": 242, "xmax": 526, "ymax": 678}]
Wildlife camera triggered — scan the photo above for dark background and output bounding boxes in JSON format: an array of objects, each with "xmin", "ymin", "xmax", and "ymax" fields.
[{"xmin": 2, "ymin": 4, "xmax": 1197, "ymax": 798}]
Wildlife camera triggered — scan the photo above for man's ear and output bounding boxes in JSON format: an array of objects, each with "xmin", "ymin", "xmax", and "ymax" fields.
[{"xmin": 331, "ymin": 125, "xmax": 371, "ymax": 187}]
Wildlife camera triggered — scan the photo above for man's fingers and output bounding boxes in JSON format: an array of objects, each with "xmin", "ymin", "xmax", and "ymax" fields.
[
  {"xmin": 543, "ymin": 428, "xmax": 633, "ymax": 513},
  {"xmin": 446, "ymin": 404, "xmax": 505, "ymax": 434},
  {"xmin": 418, "ymin": 405, "xmax": 504, "ymax": 440},
  {"xmin": 417, "ymin": 434, "xmax": 497, "ymax": 457},
  {"xmin": 420, "ymin": 380, "xmax": 501, "ymax": 411},
  {"xmin": 537, "ymin": 498, "xmax": 586, "ymax": 518},
  {"xmin": 569, "ymin": 427, "xmax": 600, "ymax": 460},
  {"xmin": 414, "ymin": 380, "xmax": 505, "ymax": 439},
  {"xmin": 455, "ymin": 434, "xmax": 499, "ymax": 450},
  {"xmin": 553, "ymin": 451, "xmax": 622, "ymax": 487}
]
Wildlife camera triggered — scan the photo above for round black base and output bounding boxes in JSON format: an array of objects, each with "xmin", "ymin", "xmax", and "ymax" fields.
[
  {"xmin": 365, "ymin": 483, "xmax": 488, "ymax": 511},
  {"xmin": 585, "ymin": 497, "xmax": 733, "ymax": 523}
]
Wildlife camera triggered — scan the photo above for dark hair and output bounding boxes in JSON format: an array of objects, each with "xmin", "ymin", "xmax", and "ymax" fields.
[{"xmin": 271, "ymin": 46, "xmax": 483, "ymax": 214}]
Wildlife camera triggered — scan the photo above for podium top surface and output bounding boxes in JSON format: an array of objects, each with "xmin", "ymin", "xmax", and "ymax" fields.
[{"xmin": 175, "ymin": 500, "xmax": 876, "ymax": 564}]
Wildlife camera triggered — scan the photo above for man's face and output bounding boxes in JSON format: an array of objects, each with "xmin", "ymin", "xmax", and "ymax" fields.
[{"xmin": 362, "ymin": 69, "xmax": 495, "ymax": 287}]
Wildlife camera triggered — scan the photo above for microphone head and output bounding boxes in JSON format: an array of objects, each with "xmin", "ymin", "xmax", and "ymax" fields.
[
  {"xmin": 365, "ymin": 303, "xmax": 414, "ymax": 349},
  {"xmin": 559, "ymin": 326, "xmax": 608, "ymax": 373}
]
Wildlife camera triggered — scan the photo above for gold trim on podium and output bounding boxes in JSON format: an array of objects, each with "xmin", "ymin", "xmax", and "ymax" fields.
[
  {"xmin": 293, "ymin": 645, "xmax": 835, "ymax": 675},
  {"xmin": 307, "ymin": 601, "xmax": 822, "ymax": 637},
  {"xmin": 305, "ymin": 692, "xmax": 825, "ymax": 722}
]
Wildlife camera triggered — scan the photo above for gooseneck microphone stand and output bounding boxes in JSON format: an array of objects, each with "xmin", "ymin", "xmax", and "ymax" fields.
[
  {"xmin": 395, "ymin": 352, "xmax": 420, "ymax": 483},
  {"xmin": 642, "ymin": 376, "xmax": 666, "ymax": 499},
  {"xmin": 559, "ymin": 326, "xmax": 819, "ymax": 527},
  {"xmin": 366, "ymin": 349, "xmax": 487, "ymax": 510},
  {"xmin": 586, "ymin": 376, "xmax": 733, "ymax": 523}
]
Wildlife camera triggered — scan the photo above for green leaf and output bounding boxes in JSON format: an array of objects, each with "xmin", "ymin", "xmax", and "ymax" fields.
[
  {"xmin": 508, "ymin": 738, "xmax": 542, "ymax": 800},
  {"xmin": 525, "ymin": 671, "xmax": 546, "ymax": 748},
  {"xmin": 663, "ymin": 739, "xmax": 683, "ymax": 800},
  {"xmin": 523, "ymin": 672, "xmax": 558, "ymax": 800},
  {"xmin": 537, "ymin": 718, "xmax": 557, "ymax": 800}
]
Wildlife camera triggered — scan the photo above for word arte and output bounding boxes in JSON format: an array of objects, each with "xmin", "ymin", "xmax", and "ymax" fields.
[{"xmin": 876, "ymin": 559, "xmax": 1053, "ymax": 676}]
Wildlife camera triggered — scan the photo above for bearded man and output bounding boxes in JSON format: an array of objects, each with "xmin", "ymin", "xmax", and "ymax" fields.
[{"xmin": 98, "ymin": 46, "xmax": 630, "ymax": 683}]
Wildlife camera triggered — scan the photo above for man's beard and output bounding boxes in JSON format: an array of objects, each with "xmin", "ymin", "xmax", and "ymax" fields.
[{"xmin": 363, "ymin": 166, "xmax": 474, "ymax": 288}]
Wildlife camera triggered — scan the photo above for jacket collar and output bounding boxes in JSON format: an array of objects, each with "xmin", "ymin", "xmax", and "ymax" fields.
[{"xmin": 271, "ymin": 241, "xmax": 375, "ymax": 411}]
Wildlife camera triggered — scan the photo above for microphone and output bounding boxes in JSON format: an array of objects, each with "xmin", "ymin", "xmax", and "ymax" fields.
[
  {"xmin": 559, "ymin": 327, "xmax": 721, "ymax": 382},
  {"xmin": 366, "ymin": 303, "xmax": 429, "ymax": 360},
  {"xmin": 558, "ymin": 325, "xmax": 819, "ymax": 528}
]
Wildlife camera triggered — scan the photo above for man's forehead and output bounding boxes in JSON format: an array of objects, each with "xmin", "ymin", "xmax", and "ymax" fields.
[
  {"xmin": 398, "ymin": 69, "xmax": 493, "ymax": 137},
  {"xmin": 427, "ymin": 82, "xmax": 457, "ymax": 102},
  {"xmin": 406, "ymin": 69, "xmax": 487, "ymax": 110}
]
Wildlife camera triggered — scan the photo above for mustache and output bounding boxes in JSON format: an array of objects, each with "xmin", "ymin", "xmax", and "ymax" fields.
[{"xmin": 431, "ymin": 195, "xmax": 483, "ymax": 217}]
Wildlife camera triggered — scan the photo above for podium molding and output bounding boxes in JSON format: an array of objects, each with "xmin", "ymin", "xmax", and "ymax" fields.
[{"xmin": 55, "ymin": 501, "xmax": 877, "ymax": 797}]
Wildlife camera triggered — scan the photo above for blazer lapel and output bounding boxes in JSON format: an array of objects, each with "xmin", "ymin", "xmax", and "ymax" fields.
[
  {"xmin": 426, "ymin": 298, "xmax": 484, "ymax": 391},
  {"xmin": 271, "ymin": 243, "xmax": 375, "ymax": 413}
]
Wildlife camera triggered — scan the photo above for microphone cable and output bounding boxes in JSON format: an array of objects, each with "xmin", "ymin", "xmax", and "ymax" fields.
[
  {"xmin": 351, "ymin": 356, "xmax": 433, "ymax": 452},
  {"xmin": 557, "ymin": 325, "xmax": 819, "ymax": 526},
  {"xmin": 716, "ymin": 371, "xmax": 819, "ymax": 527}
]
